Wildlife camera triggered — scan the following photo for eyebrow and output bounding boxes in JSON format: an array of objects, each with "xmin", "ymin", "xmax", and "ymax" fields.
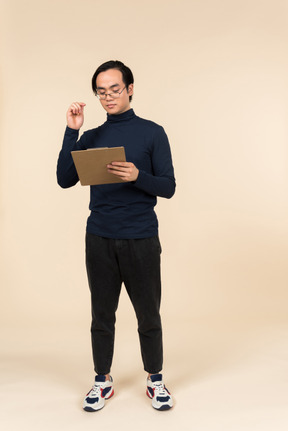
[{"xmin": 96, "ymin": 84, "xmax": 120, "ymax": 90}]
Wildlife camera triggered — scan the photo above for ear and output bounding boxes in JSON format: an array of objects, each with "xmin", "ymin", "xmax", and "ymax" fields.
[{"xmin": 127, "ymin": 83, "xmax": 134, "ymax": 96}]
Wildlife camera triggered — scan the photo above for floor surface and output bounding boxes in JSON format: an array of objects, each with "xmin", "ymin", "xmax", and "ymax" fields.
[{"xmin": 1, "ymin": 318, "xmax": 287, "ymax": 431}]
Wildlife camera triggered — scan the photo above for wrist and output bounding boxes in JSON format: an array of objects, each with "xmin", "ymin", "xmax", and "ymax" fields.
[
  {"xmin": 68, "ymin": 126, "xmax": 80, "ymax": 131},
  {"xmin": 66, "ymin": 125, "xmax": 80, "ymax": 134}
]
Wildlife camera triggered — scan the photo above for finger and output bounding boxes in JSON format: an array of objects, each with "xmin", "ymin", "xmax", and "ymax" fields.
[
  {"xmin": 107, "ymin": 165, "xmax": 123, "ymax": 171},
  {"xmin": 70, "ymin": 102, "xmax": 86, "ymax": 115},
  {"xmin": 107, "ymin": 166, "xmax": 132, "ymax": 173},
  {"xmin": 77, "ymin": 102, "xmax": 86, "ymax": 112},
  {"xmin": 70, "ymin": 104, "xmax": 80, "ymax": 115},
  {"xmin": 71, "ymin": 103, "xmax": 81, "ymax": 109},
  {"xmin": 71, "ymin": 102, "xmax": 85, "ymax": 108},
  {"xmin": 107, "ymin": 168, "xmax": 131, "ymax": 177},
  {"xmin": 110, "ymin": 162, "xmax": 132, "ymax": 167}
]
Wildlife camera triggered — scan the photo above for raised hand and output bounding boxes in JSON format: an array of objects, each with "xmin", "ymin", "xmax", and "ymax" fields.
[{"xmin": 66, "ymin": 102, "xmax": 86, "ymax": 130}]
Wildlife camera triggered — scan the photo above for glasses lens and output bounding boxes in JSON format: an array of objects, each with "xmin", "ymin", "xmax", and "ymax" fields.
[
  {"xmin": 97, "ymin": 91, "xmax": 120, "ymax": 100},
  {"xmin": 96, "ymin": 87, "xmax": 126, "ymax": 99}
]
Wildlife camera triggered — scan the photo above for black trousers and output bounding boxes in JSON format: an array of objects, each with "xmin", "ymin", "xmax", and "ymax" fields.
[{"xmin": 85, "ymin": 233, "xmax": 163, "ymax": 375}]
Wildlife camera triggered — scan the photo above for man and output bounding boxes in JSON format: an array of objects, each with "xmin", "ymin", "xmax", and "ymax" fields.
[{"xmin": 57, "ymin": 60, "xmax": 175, "ymax": 411}]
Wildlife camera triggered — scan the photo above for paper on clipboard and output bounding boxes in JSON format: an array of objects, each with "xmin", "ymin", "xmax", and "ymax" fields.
[{"xmin": 71, "ymin": 146, "xmax": 126, "ymax": 186}]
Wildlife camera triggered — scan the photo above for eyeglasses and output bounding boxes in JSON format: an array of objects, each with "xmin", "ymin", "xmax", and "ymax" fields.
[{"xmin": 96, "ymin": 86, "xmax": 127, "ymax": 100}]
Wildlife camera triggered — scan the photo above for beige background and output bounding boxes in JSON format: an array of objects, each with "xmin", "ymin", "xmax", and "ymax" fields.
[{"xmin": 1, "ymin": 0, "xmax": 288, "ymax": 430}]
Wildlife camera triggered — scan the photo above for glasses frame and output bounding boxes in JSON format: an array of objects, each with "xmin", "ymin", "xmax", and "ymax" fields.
[{"xmin": 96, "ymin": 86, "xmax": 127, "ymax": 100}]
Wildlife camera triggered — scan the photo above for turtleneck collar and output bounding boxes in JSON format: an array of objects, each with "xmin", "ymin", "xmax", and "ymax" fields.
[{"xmin": 107, "ymin": 108, "xmax": 136, "ymax": 123}]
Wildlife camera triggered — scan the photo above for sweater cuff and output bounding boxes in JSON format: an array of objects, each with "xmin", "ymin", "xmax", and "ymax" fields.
[
  {"xmin": 134, "ymin": 169, "xmax": 146, "ymax": 187},
  {"xmin": 65, "ymin": 126, "xmax": 80, "ymax": 136}
]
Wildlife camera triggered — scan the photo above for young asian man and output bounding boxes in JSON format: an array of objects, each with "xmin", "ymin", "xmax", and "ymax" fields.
[{"xmin": 57, "ymin": 60, "xmax": 176, "ymax": 411}]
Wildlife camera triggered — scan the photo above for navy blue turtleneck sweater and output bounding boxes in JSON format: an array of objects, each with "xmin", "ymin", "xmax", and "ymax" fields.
[{"xmin": 57, "ymin": 109, "xmax": 175, "ymax": 239}]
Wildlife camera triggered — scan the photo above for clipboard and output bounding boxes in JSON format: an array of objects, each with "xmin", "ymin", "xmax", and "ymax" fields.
[{"xmin": 71, "ymin": 146, "xmax": 126, "ymax": 186}]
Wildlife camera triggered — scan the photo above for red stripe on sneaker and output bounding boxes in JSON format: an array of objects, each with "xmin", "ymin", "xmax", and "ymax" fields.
[{"xmin": 106, "ymin": 389, "xmax": 114, "ymax": 399}]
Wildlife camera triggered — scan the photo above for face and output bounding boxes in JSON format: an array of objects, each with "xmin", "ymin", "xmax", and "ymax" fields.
[{"xmin": 96, "ymin": 68, "xmax": 133, "ymax": 115}]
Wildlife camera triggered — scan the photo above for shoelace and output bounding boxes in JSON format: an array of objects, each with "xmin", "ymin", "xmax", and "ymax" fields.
[
  {"xmin": 153, "ymin": 382, "xmax": 168, "ymax": 396},
  {"xmin": 90, "ymin": 383, "xmax": 103, "ymax": 397}
]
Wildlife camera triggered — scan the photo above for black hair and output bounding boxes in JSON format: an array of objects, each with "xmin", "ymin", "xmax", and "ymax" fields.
[{"xmin": 92, "ymin": 60, "xmax": 134, "ymax": 102}]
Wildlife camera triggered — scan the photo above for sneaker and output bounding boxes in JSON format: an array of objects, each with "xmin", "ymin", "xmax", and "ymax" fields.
[
  {"xmin": 83, "ymin": 375, "xmax": 114, "ymax": 412},
  {"xmin": 146, "ymin": 374, "xmax": 173, "ymax": 410}
]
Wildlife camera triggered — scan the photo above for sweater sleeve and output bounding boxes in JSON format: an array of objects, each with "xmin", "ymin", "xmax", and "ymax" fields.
[
  {"xmin": 56, "ymin": 126, "xmax": 87, "ymax": 188},
  {"xmin": 134, "ymin": 126, "xmax": 176, "ymax": 198}
]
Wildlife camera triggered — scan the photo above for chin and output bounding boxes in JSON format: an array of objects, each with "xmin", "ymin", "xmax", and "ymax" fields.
[{"xmin": 106, "ymin": 106, "xmax": 118, "ymax": 113}]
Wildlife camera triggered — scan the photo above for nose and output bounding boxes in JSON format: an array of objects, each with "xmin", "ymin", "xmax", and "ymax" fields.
[{"xmin": 105, "ymin": 93, "xmax": 113, "ymax": 101}]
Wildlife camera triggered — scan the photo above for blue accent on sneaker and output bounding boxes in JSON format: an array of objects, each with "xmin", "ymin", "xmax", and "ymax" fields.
[
  {"xmin": 86, "ymin": 397, "xmax": 99, "ymax": 404},
  {"xmin": 150, "ymin": 374, "xmax": 162, "ymax": 382},
  {"xmin": 95, "ymin": 375, "xmax": 106, "ymax": 383},
  {"xmin": 148, "ymin": 387, "xmax": 154, "ymax": 397},
  {"xmin": 102, "ymin": 387, "xmax": 112, "ymax": 397},
  {"xmin": 157, "ymin": 404, "xmax": 171, "ymax": 411},
  {"xmin": 84, "ymin": 407, "xmax": 100, "ymax": 412},
  {"xmin": 156, "ymin": 396, "xmax": 170, "ymax": 402}
]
